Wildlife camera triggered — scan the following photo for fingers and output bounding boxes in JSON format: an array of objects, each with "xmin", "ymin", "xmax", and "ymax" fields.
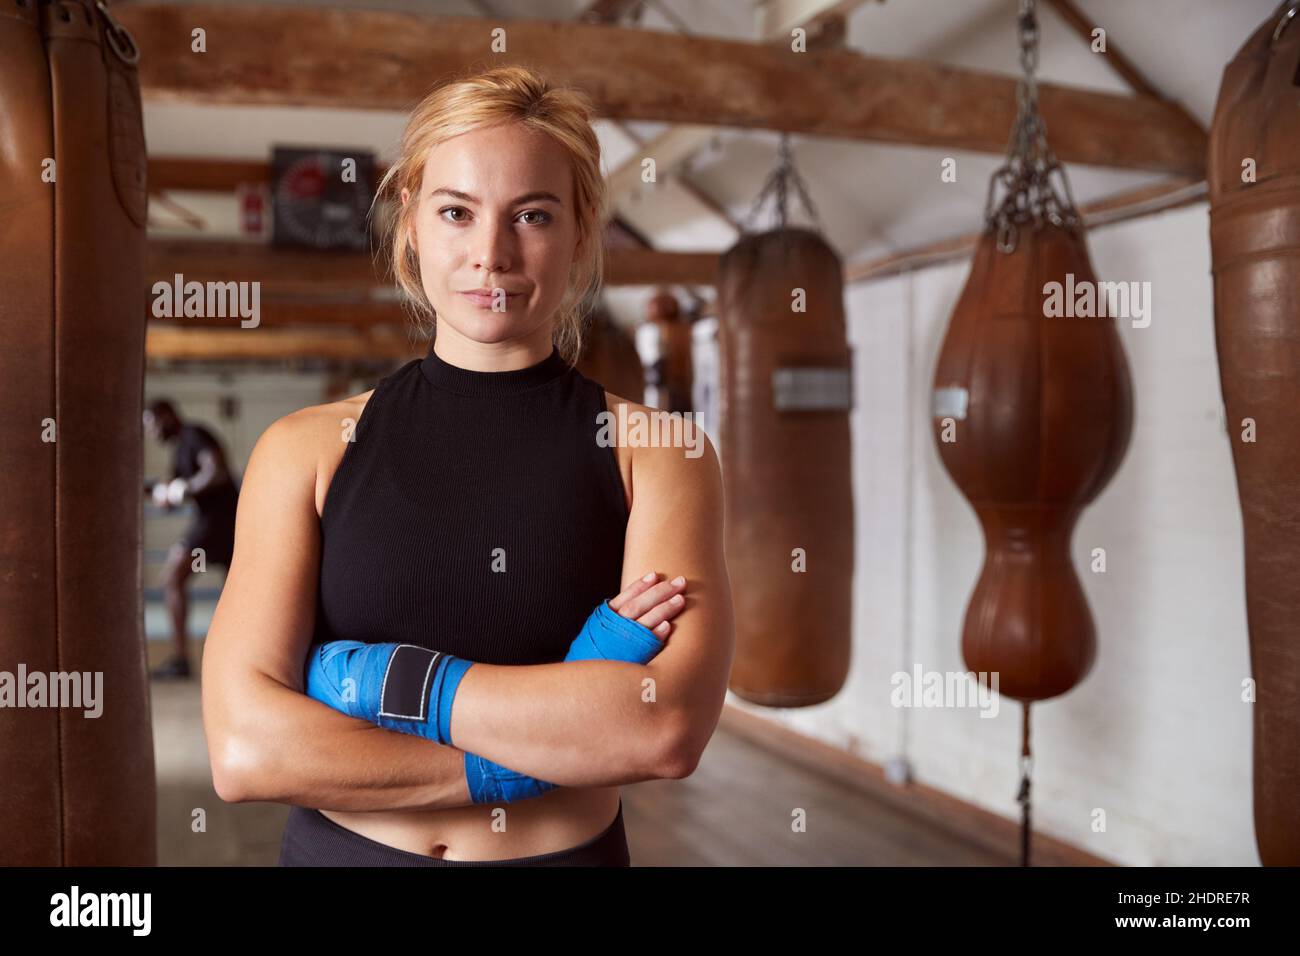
[
  {"xmin": 636, "ymin": 594, "xmax": 684, "ymax": 632},
  {"xmin": 607, "ymin": 571, "xmax": 660, "ymax": 613},
  {"xmin": 610, "ymin": 572, "xmax": 685, "ymax": 625}
]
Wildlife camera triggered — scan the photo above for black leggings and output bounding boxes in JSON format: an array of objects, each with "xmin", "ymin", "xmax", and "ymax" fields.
[{"xmin": 278, "ymin": 799, "xmax": 630, "ymax": 867}]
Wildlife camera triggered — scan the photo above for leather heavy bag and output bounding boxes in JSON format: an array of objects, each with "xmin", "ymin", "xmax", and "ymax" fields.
[
  {"xmin": 636, "ymin": 292, "xmax": 694, "ymax": 412},
  {"xmin": 0, "ymin": 0, "xmax": 154, "ymax": 864},
  {"xmin": 576, "ymin": 308, "xmax": 643, "ymax": 403},
  {"xmin": 1208, "ymin": 2, "xmax": 1300, "ymax": 867},
  {"xmin": 932, "ymin": 224, "xmax": 1132, "ymax": 702},
  {"xmin": 716, "ymin": 228, "xmax": 853, "ymax": 706}
]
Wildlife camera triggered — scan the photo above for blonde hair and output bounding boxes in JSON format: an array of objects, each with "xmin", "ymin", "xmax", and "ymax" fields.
[{"xmin": 373, "ymin": 66, "xmax": 607, "ymax": 365}]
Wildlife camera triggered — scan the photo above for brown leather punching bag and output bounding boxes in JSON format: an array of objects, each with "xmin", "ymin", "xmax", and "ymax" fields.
[
  {"xmin": 1208, "ymin": 0, "xmax": 1300, "ymax": 867},
  {"xmin": 0, "ymin": 0, "xmax": 155, "ymax": 864},
  {"xmin": 637, "ymin": 292, "xmax": 694, "ymax": 412},
  {"xmin": 717, "ymin": 229, "xmax": 853, "ymax": 706},
  {"xmin": 932, "ymin": 225, "xmax": 1133, "ymax": 702},
  {"xmin": 576, "ymin": 307, "xmax": 643, "ymax": 402}
]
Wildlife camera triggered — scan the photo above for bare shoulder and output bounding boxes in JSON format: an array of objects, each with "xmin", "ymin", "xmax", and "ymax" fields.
[
  {"xmin": 601, "ymin": 391, "xmax": 722, "ymax": 514},
  {"xmin": 254, "ymin": 389, "xmax": 375, "ymax": 520}
]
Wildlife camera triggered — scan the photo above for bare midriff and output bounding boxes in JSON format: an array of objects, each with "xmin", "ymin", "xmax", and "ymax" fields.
[{"xmin": 320, "ymin": 786, "xmax": 621, "ymax": 860}]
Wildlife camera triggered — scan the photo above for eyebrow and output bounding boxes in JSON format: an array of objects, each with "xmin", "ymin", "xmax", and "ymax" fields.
[{"xmin": 430, "ymin": 187, "xmax": 564, "ymax": 206}]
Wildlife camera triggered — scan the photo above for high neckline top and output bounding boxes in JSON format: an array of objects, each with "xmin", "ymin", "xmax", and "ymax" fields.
[
  {"xmin": 419, "ymin": 339, "xmax": 571, "ymax": 397},
  {"xmin": 316, "ymin": 336, "xmax": 628, "ymax": 668}
]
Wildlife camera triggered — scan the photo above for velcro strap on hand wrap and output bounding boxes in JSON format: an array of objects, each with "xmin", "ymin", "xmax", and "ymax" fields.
[
  {"xmin": 377, "ymin": 645, "xmax": 439, "ymax": 722},
  {"xmin": 376, "ymin": 647, "xmax": 472, "ymax": 746},
  {"xmin": 305, "ymin": 640, "xmax": 470, "ymax": 747}
]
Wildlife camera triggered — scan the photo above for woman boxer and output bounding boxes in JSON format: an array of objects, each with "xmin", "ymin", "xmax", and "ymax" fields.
[{"xmin": 200, "ymin": 65, "xmax": 735, "ymax": 865}]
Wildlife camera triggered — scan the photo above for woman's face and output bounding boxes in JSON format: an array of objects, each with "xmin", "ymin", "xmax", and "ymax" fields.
[{"xmin": 401, "ymin": 122, "xmax": 582, "ymax": 351}]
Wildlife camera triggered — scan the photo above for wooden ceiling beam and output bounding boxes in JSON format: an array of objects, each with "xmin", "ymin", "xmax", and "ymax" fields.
[
  {"xmin": 148, "ymin": 157, "xmax": 282, "ymax": 193},
  {"xmin": 1044, "ymin": 0, "xmax": 1207, "ymax": 137},
  {"xmin": 152, "ymin": 298, "xmax": 409, "ymax": 330},
  {"xmin": 116, "ymin": 4, "xmax": 1205, "ymax": 174},
  {"xmin": 603, "ymin": 247, "xmax": 719, "ymax": 286},
  {"xmin": 148, "ymin": 239, "xmax": 386, "ymax": 297},
  {"xmin": 845, "ymin": 175, "xmax": 1207, "ymax": 283},
  {"xmin": 148, "ymin": 156, "xmax": 387, "ymax": 193},
  {"xmin": 145, "ymin": 326, "xmax": 424, "ymax": 361}
]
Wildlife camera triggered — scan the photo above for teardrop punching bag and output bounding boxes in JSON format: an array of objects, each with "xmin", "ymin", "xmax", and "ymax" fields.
[
  {"xmin": 931, "ymin": 0, "xmax": 1132, "ymax": 865},
  {"xmin": 1208, "ymin": 0, "xmax": 1300, "ymax": 867},
  {"xmin": 0, "ymin": 1, "xmax": 155, "ymax": 864},
  {"xmin": 933, "ymin": 225, "xmax": 1133, "ymax": 701},
  {"xmin": 717, "ymin": 228, "xmax": 853, "ymax": 706}
]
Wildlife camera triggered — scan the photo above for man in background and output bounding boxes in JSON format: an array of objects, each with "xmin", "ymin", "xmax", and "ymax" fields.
[{"xmin": 143, "ymin": 399, "xmax": 240, "ymax": 680}]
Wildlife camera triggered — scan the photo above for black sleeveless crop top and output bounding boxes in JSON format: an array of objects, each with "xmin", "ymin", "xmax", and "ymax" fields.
[{"xmin": 314, "ymin": 341, "xmax": 629, "ymax": 665}]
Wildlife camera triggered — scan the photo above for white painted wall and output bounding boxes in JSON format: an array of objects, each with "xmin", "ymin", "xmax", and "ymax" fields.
[{"xmin": 727, "ymin": 202, "xmax": 1257, "ymax": 866}]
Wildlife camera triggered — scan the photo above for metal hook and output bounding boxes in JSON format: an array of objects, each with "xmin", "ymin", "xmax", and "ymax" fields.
[
  {"xmin": 997, "ymin": 220, "xmax": 1018, "ymax": 254},
  {"xmin": 1273, "ymin": 0, "xmax": 1300, "ymax": 44}
]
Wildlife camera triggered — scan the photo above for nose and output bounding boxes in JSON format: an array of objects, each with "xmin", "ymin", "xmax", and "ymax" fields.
[{"xmin": 471, "ymin": 215, "xmax": 515, "ymax": 278}]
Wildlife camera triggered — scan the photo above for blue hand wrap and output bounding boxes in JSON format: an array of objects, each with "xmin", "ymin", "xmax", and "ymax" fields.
[
  {"xmin": 304, "ymin": 600, "xmax": 666, "ymax": 805},
  {"xmin": 465, "ymin": 600, "xmax": 665, "ymax": 803},
  {"xmin": 464, "ymin": 752, "xmax": 557, "ymax": 805},
  {"xmin": 305, "ymin": 640, "xmax": 472, "ymax": 746},
  {"xmin": 565, "ymin": 599, "xmax": 665, "ymax": 664}
]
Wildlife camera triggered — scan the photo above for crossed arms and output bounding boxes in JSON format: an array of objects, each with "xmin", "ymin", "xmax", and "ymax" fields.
[{"xmin": 201, "ymin": 397, "xmax": 734, "ymax": 811}]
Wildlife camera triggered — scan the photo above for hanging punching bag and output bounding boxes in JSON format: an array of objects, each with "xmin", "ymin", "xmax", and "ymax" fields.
[
  {"xmin": 932, "ymin": 225, "xmax": 1133, "ymax": 701},
  {"xmin": 1208, "ymin": 0, "xmax": 1300, "ymax": 867},
  {"xmin": 931, "ymin": 0, "xmax": 1131, "ymax": 866},
  {"xmin": 576, "ymin": 307, "xmax": 643, "ymax": 402},
  {"xmin": 717, "ymin": 228, "xmax": 853, "ymax": 706},
  {"xmin": 932, "ymin": 0, "xmax": 1132, "ymax": 708},
  {"xmin": 0, "ymin": 0, "xmax": 155, "ymax": 864},
  {"xmin": 635, "ymin": 292, "xmax": 694, "ymax": 412}
]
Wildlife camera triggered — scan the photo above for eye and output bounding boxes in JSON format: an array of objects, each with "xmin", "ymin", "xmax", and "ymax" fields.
[
  {"xmin": 518, "ymin": 209, "xmax": 551, "ymax": 225},
  {"xmin": 438, "ymin": 206, "xmax": 469, "ymax": 223}
]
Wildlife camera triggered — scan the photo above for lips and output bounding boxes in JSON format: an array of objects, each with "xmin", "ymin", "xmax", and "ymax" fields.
[{"xmin": 459, "ymin": 289, "xmax": 523, "ymax": 308}]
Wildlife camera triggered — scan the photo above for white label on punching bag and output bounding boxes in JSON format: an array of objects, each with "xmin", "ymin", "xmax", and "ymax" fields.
[
  {"xmin": 932, "ymin": 386, "xmax": 969, "ymax": 420},
  {"xmin": 772, "ymin": 367, "xmax": 852, "ymax": 411}
]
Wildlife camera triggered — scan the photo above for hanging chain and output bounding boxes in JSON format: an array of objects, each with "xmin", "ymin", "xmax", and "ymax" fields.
[
  {"xmin": 1018, "ymin": 703, "xmax": 1034, "ymax": 867},
  {"xmin": 984, "ymin": 0, "xmax": 1080, "ymax": 253},
  {"xmin": 741, "ymin": 133, "xmax": 823, "ymax": 233}
]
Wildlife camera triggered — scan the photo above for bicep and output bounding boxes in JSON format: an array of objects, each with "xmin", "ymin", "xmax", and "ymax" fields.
[
  {"xmin": 202, "ymin": 415, "xmax": 320, "ymax": 738},
  {"xmin": 621, "ymin": 426, "xmax": 735, "ymax": 723}
]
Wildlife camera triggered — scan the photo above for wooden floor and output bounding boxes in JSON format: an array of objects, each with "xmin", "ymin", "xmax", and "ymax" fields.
[
  {"xmin": 622, "ymin": 729, "xmax": 1009, "ymax": 866},
  {"xmin": 151, "ymin": 638, "xmax": 1010, "ymax": 866}
]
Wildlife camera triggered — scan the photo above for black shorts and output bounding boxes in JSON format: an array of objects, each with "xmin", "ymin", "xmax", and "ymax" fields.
[
  {"xmin": 180, "ymin": 507, "xmax": 236, "ymax": 567},
  {"xmin": 277, "ymin": 800, "xmax": 631, "ymax": 867}
]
